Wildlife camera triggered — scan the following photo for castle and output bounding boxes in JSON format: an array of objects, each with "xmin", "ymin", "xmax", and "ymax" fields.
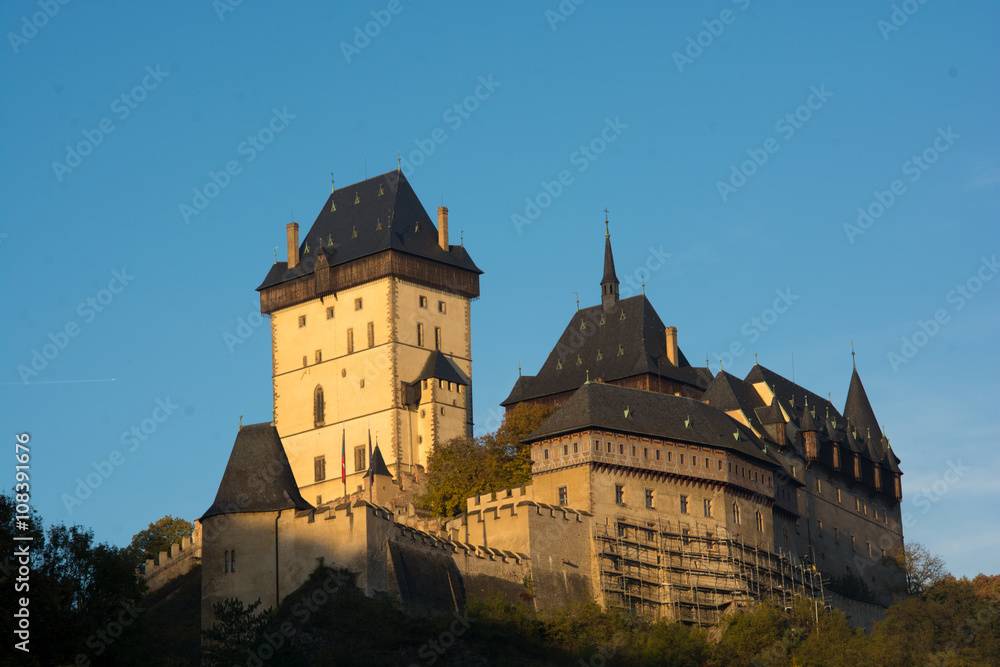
[{"xmin": 144, "ymin": 169, "xmax": 904, "ymax": 630}]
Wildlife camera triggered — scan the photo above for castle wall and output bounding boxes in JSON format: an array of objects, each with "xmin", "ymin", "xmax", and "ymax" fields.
[{"xmin": 144, "ymin": 521, "xmax": 202, "ymax": 594}]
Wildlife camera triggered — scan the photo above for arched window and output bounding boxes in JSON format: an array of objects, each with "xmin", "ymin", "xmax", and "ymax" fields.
[
  {"xmin": 733, "ymin": 502, "xmax": 741, "ymax": 524},
  {"xmin": 314, "ymin": 386, "xmax": 325, "ymax": 426},
  {"xmin": 756, "ymin": 510, "xmax": 763, "ymax": 532}
]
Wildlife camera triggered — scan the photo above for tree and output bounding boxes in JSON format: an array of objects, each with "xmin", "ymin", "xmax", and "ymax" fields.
[
  {"xmin": 421, "ymin": 403, "xmax": 556, "ymax": 517},
  {"xmin": 888, "ymin": 542, "xmax": 947, "ymax": 596},
  {"xmin": 129, "ymin": 515, "xmax": 193, "ymax": 571},
  {"xmin": 202, "ymin": 597, "xmax": 271, "ymax": 666}
]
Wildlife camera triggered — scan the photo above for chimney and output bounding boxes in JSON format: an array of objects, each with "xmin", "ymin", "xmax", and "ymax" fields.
[
  {"xmin": 665, "ymin": 326, "xmax": 679, "ymax": 366},
  {"xmin": 286, "ymin": 222, "xmax": 299, "ymax": 269},
  {"xmin": 437, "ymin": 206, "xmax": 449, "ymax": 251}
]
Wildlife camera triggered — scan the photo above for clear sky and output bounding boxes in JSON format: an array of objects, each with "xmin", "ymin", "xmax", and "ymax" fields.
[{"xmin": 2, "ymin": 1, "xmax": 997, "ymax": 578}]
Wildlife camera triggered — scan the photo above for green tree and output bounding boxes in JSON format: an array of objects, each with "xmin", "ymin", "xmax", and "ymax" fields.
[
  {"xmin": 128, "ymin": 514, "xmax": 193, "ymax": 571},
  {"xmin": 202, "ymin": 597, "xmax": 271, "ymax": 666}
]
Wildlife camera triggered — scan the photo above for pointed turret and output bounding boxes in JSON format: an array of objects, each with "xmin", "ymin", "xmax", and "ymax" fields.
[
  {"xmin": 844, "ymin": 367, "xmax": 882, "ymax": 444},
  {"xmin": 600, "ymin": 217, "xmax": 620, "ymax": 312}
]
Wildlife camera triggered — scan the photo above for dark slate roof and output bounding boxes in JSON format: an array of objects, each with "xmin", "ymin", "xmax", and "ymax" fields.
[
  {"xmin": 524, "ymin": 382, "xmax": 776, "ymax": 465},
  {"xmin": 367, "ymin": 444, "xmax": 393, "ymax": 478},
  {"xmin": 756, "ymin": 398, "xmax": 786, "ymax": 425},
  {"xmin": 744, "ymin": 365, "xmax": 843, "ymax": 425},
  {"xmin": 414, "ymin": 350, "xmax": 470, "ymax": 386},
  {"xmin": 201, "ymin": 423, "xmax": 313, "ymax": 519},
  {"xmin": 799, "ymin": 402, "xmax": 820, "ymax": 432},
  {"xmin": 701, "ymin": 371, "xmax": 767, "ymax": 434},
  {"xmin": 501, "ymin": 295, "xmax": 712, "ymax": 406},
  {"xmin": 257, "ymin": 170, "xmax": 481, "ymax": 291},
  {"xmin": 844, "ymin": 367, "xmax": 882, "ymax": 448}
]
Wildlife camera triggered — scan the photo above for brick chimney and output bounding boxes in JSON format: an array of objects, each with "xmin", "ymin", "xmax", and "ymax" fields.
[
  {"xmin": 286, "ymin": 222, "xmax": 299, "ymax": 269},
  {"xmin": 437, "ymin": 206, "xmax": 448, "ymax": 251},
  {"xmin": 665, "ymin": 326, "xmax": 679, "ymax": 366}
]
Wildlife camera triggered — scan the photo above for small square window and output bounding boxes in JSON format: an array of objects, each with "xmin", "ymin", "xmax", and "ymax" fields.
[
  {"xmin": 419, "ymin": 296, "xmax": 428, "ymax": 308},
  {"xmin": 302, "ymin": 355, "xmax": 307, "ymax": 367},
  {"xmin": 315, "ymin": 350, "xmax": 322, "ymax": 364},
  {"xmin": 354, "ymin": 298, "xmax": 363, "ymax": 310},
  {"xmin": 645, "ymin": 489, "xmax": 654, "ymax": 509},
  {"xmin": 438, "ymin": 301, "xmax": 446, "ymax": 314},
  {"xmin": 326, "ymin": 306, "xmax": 335, "ymax": 319},
  {"xmin": 298, "ymin": 315, "xmax": 306, "ymax": 327}
]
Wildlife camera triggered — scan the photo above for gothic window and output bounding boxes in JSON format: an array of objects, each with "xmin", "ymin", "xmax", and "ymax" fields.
[
  {"xmin": 314, "ymin": 386, "xmax": 325, "ymax": 426},
  {"xmin": 756, "ymin": 511, "xmax": 763, "ymax": 532},
  {"xmin": 733, "ymin": 502, "xmax": 741, "ymax": 525}
]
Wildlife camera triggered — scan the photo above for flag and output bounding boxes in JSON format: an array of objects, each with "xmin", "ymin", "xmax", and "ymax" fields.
[{"xmin": 341, "ymin": 429, "xmax": 346, "ymax": 486}]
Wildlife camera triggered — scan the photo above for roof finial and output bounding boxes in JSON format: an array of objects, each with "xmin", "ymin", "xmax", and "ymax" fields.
[
  {"xmin": 641, "ymin": 282, "xmax": 645, "ymax": 296},
  {"xmin": 851, "ymin": 339, "xmax": 856, "ymax": 369},
  {"xmin": 754, "ymin": 352, "xmax": 758, "ymax": 365},
  {"xmin": 573, "ymin": 291, "xmax": 579, "ymax": 311},
  {"xmin": 603, "ymin": 207, "xmax": 610, "ymax": 238},
  {"xmin": 460, "ymin": 230, "xmax": 464, "ymax": 246},
  {"xmin": 518, "ymin": 361, "xmax": 522, "ymax": 377},
  {"xmin": 585, "ymin": 369, "xmax": 590, "ymax": 384},
  {"xmin": 239, "ymin": 414, "xmax": 243, "ymax": 429},
  {"xmin": 718, "ymin": 358, "xmax": 723, "ymax": 373},
  {"xmin": 330, "ymin": 174, "xmax": 336, "ymax": 212},
  {"xmin": 274, "ymin": 246, "xmax": 278, "ymax": 264},
  {"xmin": 397, "ymin": 151, "xmax": 401, "ymax": 172}
]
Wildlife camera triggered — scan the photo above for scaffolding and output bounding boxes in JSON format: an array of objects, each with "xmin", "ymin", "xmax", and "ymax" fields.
[{"xmin": 595, "ymin": 516, "xmax": 828, "ymax": 627}]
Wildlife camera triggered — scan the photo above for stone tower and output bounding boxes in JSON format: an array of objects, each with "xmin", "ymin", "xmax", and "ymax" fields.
[{"xmin": 255, "ymin": 170, "xmax": 482, "ymax": 504}]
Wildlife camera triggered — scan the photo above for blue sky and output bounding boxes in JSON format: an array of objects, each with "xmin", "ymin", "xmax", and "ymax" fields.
[{"xmin": 1, "ymin": 1, "xmax": 997, "ymax": 578}]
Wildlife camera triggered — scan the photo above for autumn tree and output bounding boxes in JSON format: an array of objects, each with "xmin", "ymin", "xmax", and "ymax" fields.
[
  {"xmin": 888, "ymin": 541, "xmax": 947, "ymax": 596},
  {"xmin": 129, "ymin": 515, "xmax": 193, "ymax": 571},
  {"xmin": 422, "ymin": 403, "xmax": 555, "ymax": 517}
]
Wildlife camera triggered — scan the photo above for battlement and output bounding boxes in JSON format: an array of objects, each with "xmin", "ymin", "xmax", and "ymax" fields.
[{"xmin": 144, "ymin": 520, "xmax": 202, "ymax": 593}]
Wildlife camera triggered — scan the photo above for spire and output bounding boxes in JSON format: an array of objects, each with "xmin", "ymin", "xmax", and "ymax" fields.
[
  {"xmin": 844, "ymin": 365, "xmax": 881, "ymax": 445},
  {"xmin": 601, "ymin": 210, "xmax": 620, "ymax": 312}
]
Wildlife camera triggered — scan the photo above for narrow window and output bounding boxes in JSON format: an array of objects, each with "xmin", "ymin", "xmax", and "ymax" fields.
[
  {"xmin": 314, "ymin": 456, "xmax": 326, "ymax": 482},
  {"xmin": 438, "ymin": 301, "xmax": 446, "ymax": 314},
  {"xmin": 619, "ymin": 443, "xmax": 624, "ymax": 455},
  {"xmin": 434, "ymin": 326, "xmax": 442, "ymax": 349},
  {"xmin": 298, "ymin": 315, "xmax": 306, "ymax": 327},
  {"xmin": 645, "ymin": 489, "xmax": 654, "ymax": 508},
  {"xmin": 314, "ymin": 386, "xmax": 325, "ymax": 426},
  {"xmin": 631, "ymin": 445, "xmax": 636, "ymax": 456},
  {"xmin": 326, "ymin": 306, "xmax": 335, "ymax": 319},
  {"xmin": 851, "ymin": 535, "xmax": 856, "ymax": 552},
  {"xmin": 643, "ymin": 447, "xmax": 648, "ymax": 459},
  {"xmin": 733, "ymin": 502, "xmax": 741, "ymax": 524},
  {"xmin": 354, "ymin": 298, "xmax": 363, "ymax": 310},
  {"xmin": 867, "ymin": 542, "xmax": 872, "ymax": 558},
  {"xmin": 543, "ymin": 449, "xmax": 549, "ymax": 460},
  {"xmin": 837, "ymin": 488, "xmax": 842, "ymax": 503},
  {"xmin": 817, "ymin": 520, "xmax": 823, "ymax": 537},
  {"xmin": 682, "ymin": 528, "xmax": 691, "ymax": 546},
  {"xmin": 347, "ymin": 328, "xmax": 354, "ymax": 354},
  {"xmin": 419, "ymin": 295, "xmax": 428, "ymax": 308},
  {"xmin": 668, "ymin": 451, "xmax": 673, "ymax": 462},
  {"xmin": 606, "ymin": 442, "xmax": 612, "ymax": 453},
  {"xmin": 573, "ymin": 442, "xmax": 578, "ymax": 454},
  {"xmin": 316, "ymin": 495, "xmax": 322, "ymax": 506},
  {"xmin": 816, "ymin": 478, "xmax": 822, "ymax": 493},
  {"xmin": 224, "ymin": 550, "xmax": 229, "ymax": 573},
  {"xmin": 558, "ymin": 487, "xmax": 568, "ymax": 505},
  {"xmin": 856, "ymin": 497, "xmax": 861, "ymax": 512},
  {"xmin": 835, "ymin": 528, "xmax": 840, "ymax": 544},
  {"xmin": 367, "ymin": 322, "xmax": 375, "ymax": 348},
  {"xmin": 230, "ymin": 550, "xmax": 236, "ymax": 573},
  {"xmin": 302, "ymin": 355, "xmax": 308, "ymax": 367},
  {"xmin": 756, "ymin": 511, "xmax": 763, "ymax": 532},
  {"xmin": 563, "ymin": 444, "xmax": 568, "ymax": 456},
  {"xmin": 615, "ymin": 484, "xmax": 624, "ymax": 505},
  {"xmin": 704, "ymin": 498, "xmax": 712, "ymax": 517},
  {"xmin": 680, "ymin": 453, "xmax": 685, "ymax": 464},
  {"xmin": 354, "ymin": 446, "xmax": 366, "ymax": 472},
  {"xmin": 680, "ymin": 494, "xmax": 688, "ymax": 514},
  {"xmin": 315, "ymin": 349, "xmax": 322, "ymax": 364},
  {"xmin": 417, "ymin": 323, "xmax": 425, "ymax": 347},
  {"xmin": 360, "ymin": 379, "xmax": 365, "ymax": 389}
]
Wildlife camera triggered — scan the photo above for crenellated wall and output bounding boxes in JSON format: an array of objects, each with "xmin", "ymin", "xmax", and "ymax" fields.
[{"xmin": 144, "ymin": 521, "xmax": 202, "ymax": 593}]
